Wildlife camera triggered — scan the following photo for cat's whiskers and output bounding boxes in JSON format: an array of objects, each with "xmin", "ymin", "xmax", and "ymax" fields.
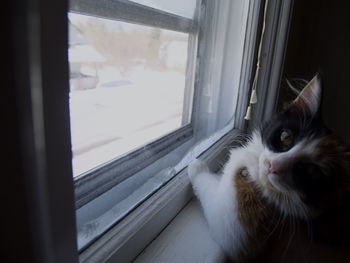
[
  {"xmin": 263, "ymin": 207, "xmax": 284, "ymax": 242},
  {"xmin": 284, "ymin": 217, "xmax": 293, "ymax": 257}
]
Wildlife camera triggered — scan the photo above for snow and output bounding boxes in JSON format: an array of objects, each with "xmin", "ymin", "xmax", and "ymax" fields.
[{"xmin": 70, "ymin": 69, "xmax": 187, "ymax": 176}]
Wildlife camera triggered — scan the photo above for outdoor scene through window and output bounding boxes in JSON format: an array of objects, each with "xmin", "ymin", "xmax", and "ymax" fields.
[{"xmin": 68, "ymin": 13, "xmax": 191, "ymax": 176}]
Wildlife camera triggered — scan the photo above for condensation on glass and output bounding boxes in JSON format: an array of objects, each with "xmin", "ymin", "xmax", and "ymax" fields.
[{"xmin": 68, "ymin": 13, "xmax": 191, "ymax": 176}]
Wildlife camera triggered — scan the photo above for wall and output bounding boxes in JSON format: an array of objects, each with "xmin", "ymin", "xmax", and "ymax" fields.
[{"xmin": 280, "ymin": 0, "xmax": 350, "ymax": 144}]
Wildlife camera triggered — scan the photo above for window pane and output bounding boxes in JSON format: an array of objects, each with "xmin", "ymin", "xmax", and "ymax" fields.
[
  {"xmin": 129, "ymin": 0, "xmax": 197, "ymax": 19},
  {"xmin": 68, "ymin": 13, "xmax": 191, "ymax": 176}
]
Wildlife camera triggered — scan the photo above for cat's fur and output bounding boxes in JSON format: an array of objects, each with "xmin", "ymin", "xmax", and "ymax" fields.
[{"xmin": 188, "ymin": 75, "xmax": 350, "ymax": 262}]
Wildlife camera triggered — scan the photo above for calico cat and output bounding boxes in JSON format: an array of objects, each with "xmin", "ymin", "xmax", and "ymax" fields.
[{"xmin": 188, "ymin": 75, "xmax": 350, "ymax": 263}]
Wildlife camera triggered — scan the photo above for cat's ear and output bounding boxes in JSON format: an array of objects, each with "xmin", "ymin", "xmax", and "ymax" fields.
[{"xmin": 291, "ymin": 74, "xmax": 322, "ymax": 116}]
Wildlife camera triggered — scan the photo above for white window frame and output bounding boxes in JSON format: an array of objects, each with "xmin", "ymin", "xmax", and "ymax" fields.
[
  {"xmin": 74, "ymin": 0, "xmax": 256, "ymax": 252},
  {"xmin": 78, "ymin": 0, "xmax": 295, "ymax": 261},
  {"xmin": 10, "ymin": 0, "xmax": 294, "ymax": 262}
]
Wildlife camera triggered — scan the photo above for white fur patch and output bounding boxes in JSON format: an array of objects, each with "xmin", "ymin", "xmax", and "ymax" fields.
[{"xmin": 188, "ymin": 158, "xmax": 247, "ymax": 258}]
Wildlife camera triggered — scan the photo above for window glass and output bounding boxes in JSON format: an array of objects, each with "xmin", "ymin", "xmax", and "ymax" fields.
[
  {"xmin": 128, "ymin": 0, "xmax": 197, "ymax": 19},
  {"xmin": 69, "ymin": 13, "xmax": 191, "ymax": 176}
]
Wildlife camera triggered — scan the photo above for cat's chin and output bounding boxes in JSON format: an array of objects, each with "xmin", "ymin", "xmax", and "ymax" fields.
[
  {"xmin": 257, "ymin": 170, "xmax": 289, "ymax": 195},
  {"xmin": 266, "ymin": 173, "xmax": 289, "ymax": 193}
]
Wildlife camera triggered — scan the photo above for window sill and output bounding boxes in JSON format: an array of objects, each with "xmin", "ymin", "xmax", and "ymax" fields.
[
  {"xmin": 134, "ymin": 199, "xmax": 227, "ymax": 263},
  {"xmin": 79, "ymin": 130, "xmax": 239, "ymax": 262}
]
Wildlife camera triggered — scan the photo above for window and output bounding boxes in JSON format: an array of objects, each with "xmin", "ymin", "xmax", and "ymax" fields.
[
  {"xmin": 72, "ymin": 0, "xmax": 259, "ymax": 251},
  {"xmin": 70, "ymin": 0, "xmax": 293, "ymax": 255},
  {"xmin": 70, "ymin": 0, "xmax": 200, "ymax": 250},
  {"xmin": 70, "ymin": 0, "xmax": 199, "ymax": 208},
  {"xmin": 72, "ymin": 0, "xmax": 248, "ymax": 249},
  {"xmin": 68, "ymin": 14, "xmax": 193, "ymax": 176},
  {"xmin": 10, "ymin": 0, "xmax": 294, "ymax": 261}
]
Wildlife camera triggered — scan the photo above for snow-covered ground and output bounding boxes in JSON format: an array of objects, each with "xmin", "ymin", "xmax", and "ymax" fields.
[
  {"xmin": 68, "ymin": 13, "xmax": 190, "ymax": 176},
  {"xmin": 69, "ymin": 69, "xmax": 187, "ymax": 176}
]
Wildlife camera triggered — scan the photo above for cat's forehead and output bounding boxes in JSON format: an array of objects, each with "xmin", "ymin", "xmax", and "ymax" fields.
[{"xmin": 272, "ymin": 105, "xmax": 319, "ymax": 129}]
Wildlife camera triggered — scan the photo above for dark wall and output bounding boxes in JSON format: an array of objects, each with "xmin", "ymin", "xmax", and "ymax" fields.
[
  {"xmin": 3, "ymin": 1, "xmax": 36, "ymax": 262},
  {"xmin": 280, "ymin": 0, "xmax": 350, "ymax": 144}
]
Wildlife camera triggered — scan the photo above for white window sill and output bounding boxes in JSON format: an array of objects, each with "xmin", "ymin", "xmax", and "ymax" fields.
[
  {"xmin": 79, "ymin": 130, "xmax": 238, "ymax": 263},
  {"xmin": 134, "ymin": 199, "xmax": 227, "ymax": 263}
]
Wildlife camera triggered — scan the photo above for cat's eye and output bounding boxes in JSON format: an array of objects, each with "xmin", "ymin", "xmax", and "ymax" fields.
[{"xmin": 280, "ymin": 129, "xmax": 294, "ymax": 148}]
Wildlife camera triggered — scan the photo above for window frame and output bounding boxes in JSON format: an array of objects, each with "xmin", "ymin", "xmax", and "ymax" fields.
[
  {"xmin": 75, "ymin": 0, "xmax": 258, "ymax": 252},
  {"xmin": 70, "ymin": 0, "xmax": 197, "ymax": 33},
  {"xmin": 70, "ymin": 0, "xmax": 202, "ymax": 208},
  {"xmin": 79, "ymin": 129, "xmax": 242, "ymax": 263},
  {"xmin": 78, "ymin": 0, "xmax": 296, "ymax": 261},
  {"xmin": 8, "ymin": 0, "xmax": 78, "ymax": 261},
  {"xmin": 74, "ymin": 125, "xmax": 193, "ymax": 208},
  {"xmin": 8, "ymin": 0, "xmax": 295, "ymax": 261},
  {"xmin": 249, "ymin": 0, "xmax": 295, "ymax": 127}
]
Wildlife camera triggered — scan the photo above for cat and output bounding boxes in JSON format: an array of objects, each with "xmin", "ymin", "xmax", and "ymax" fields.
[{"xmin": 188, "ymin": 75, "xmax": 350, "ymax": 263}]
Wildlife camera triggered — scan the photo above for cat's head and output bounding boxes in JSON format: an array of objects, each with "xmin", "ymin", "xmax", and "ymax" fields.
[{"xmin": 256, "ymin": 75, "xmax": 350, "ymax": 219}]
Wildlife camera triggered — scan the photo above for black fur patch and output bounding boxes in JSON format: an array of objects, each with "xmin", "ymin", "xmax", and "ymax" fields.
[
  {"xmin": 261, "ymin": 105, "xmax": 328, "ymax": 153},
  {"xmin": 292, "ymin": 160, "xmax": 336, "ymax": 207}
]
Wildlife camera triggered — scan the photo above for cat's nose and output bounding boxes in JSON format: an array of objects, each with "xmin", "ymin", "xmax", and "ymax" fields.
[{"xmin": 268, "ymin": 160, "xmax": 279, "ymax": 174}]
